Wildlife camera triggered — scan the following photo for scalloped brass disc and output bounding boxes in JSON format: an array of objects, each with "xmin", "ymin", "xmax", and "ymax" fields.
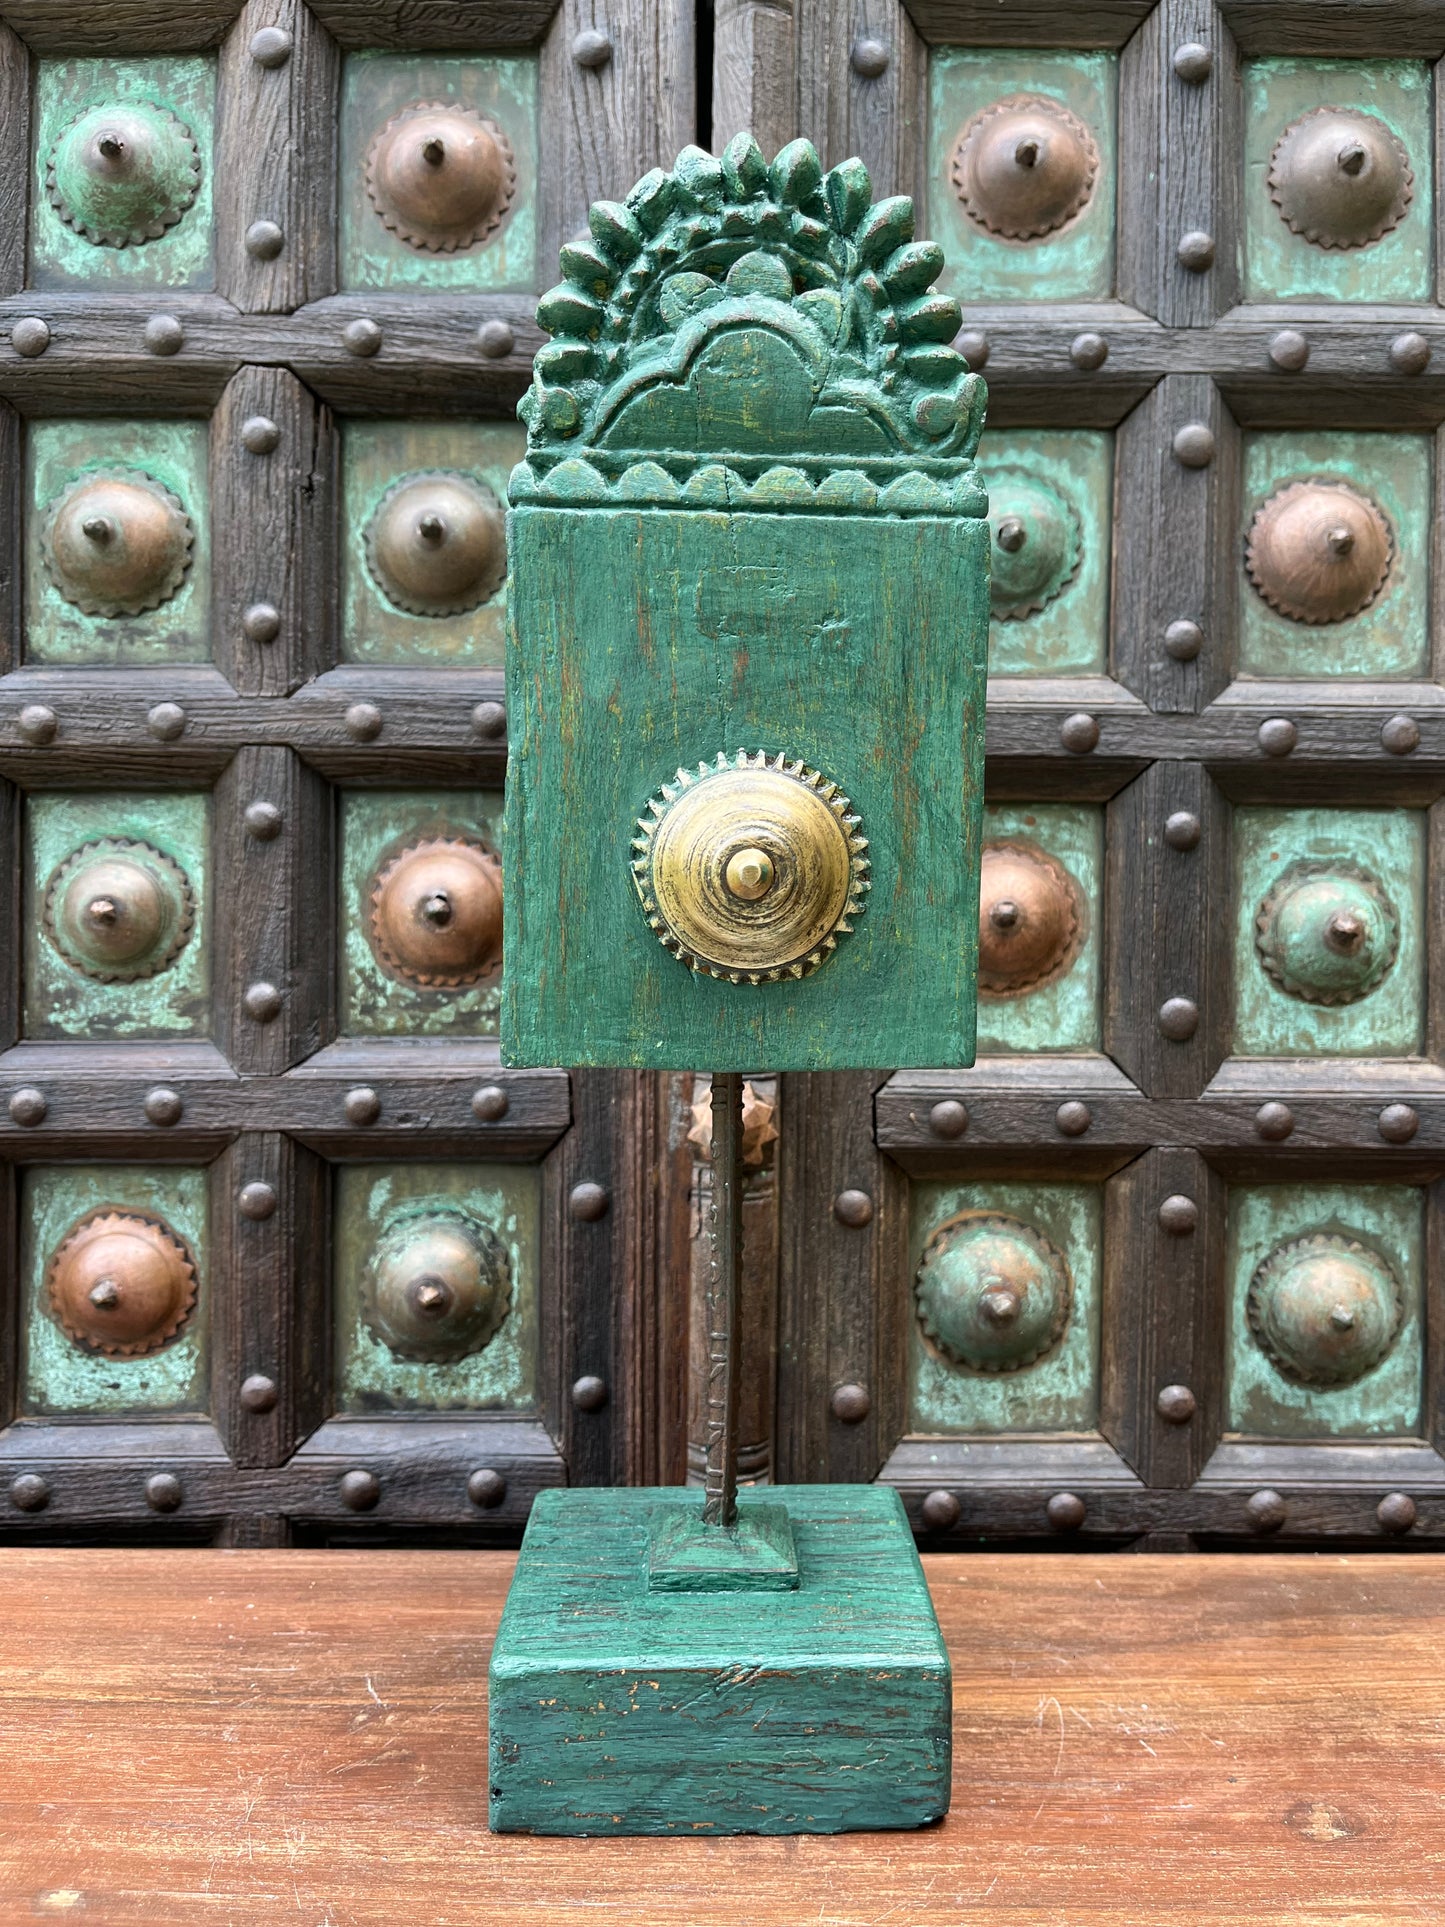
[
  {"xmin": 364, "ymin": 471, "xmax": 506, "ymax": 617},
  {"xmin": 978, "ymin": 840, "xmax": 1083, "ymax": 997},
  {"xmin": 42, "ymin": 837, "xmax": 195, "ymax": 984},
  {"xmin": 1269, "ymin": 107, "xmax": 1413, "ymax": 250},
  {"xmin": 950, "ymin": 94, "xmax": 1099, "ymax": 241},
  {"xmin": 368, "ymin": 837, "xmax": 503, "ymax": 989},
  {"xmin": 46, "ymin": 1207, "xmax": 198, "ymax": 1356},
  {"xmin": 1255, "ymin": 859, "xmax": 1399, "ymax": 1006},
  {"xmin": 46, "ymin": 100, "xmax": 201, "ymax": 248},
  {"xmin": 914, "ymin": 1209, "xmax": 1073, "ymax": 1372},
  {"xmin": 1245, "ymin": 480, "xmax": 1393, "ymax": 625},
  {"xmin": 632, "ymin": 752, "xmax": 869, "ymax": 984},
  {"xmin": 363, "ymin": 1209, "xmax": 512, "ymax": 1363},
  {"xmin": 987, "ymin": 468, "xmax": 1082, "ymax": 620},
  {"xmin": 1247, "ymin": 1232, "xmax": 1403, "ymax": 1386},
  {"xmin": 41, "ymin": 469, "xmax": 194, "ymax": 618},
  {"xmin": 364, "ymin": 101, "xmax": 516, "ymax": 252}
]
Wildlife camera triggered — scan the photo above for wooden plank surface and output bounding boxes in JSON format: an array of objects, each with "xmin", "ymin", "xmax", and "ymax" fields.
[{"xmin": 0, "ymin": 1549, "xmax": 1443, "ymax": 1922}]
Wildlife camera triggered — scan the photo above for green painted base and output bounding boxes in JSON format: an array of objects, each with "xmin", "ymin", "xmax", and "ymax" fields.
[
  {"xmin": 488, "ymin": 1485, "xmax": 951, "ymax": 1836},
  {"xmin": 647, "ymin": 1499, "xmax": 799, "ymax": 1591}
]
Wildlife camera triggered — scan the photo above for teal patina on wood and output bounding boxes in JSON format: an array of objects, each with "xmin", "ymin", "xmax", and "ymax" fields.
[
  {"xmin": 488, "ymin": 1485, "xmax": 950, "ymax": 1836},
  {"xmin": 503, "ymin": 135, "xmax": 989, "ymax": 1072}
]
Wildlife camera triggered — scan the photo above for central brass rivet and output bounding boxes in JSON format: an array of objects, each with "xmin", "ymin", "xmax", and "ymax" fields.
[
  {"xmin": 990, "ymin": 897, "xmax": 1020, "ymax": 929},
  {"xmin": 979, "ymin": 1281, "xmax": 1021, "ymax": 1327},
  {"xmin": 1331, "ymin": 1305, "xmax": 1357, "ymax": 1331},
  {"xmin": 995, "ymin": 516, "xmax": 1027, "ymax": 553},
  {"xmin": 724, "ymin": 846, "xmax": 775, "ymax": 901},
  {"xmin": 89, "ymin": 1277, "xmax": 121, "ymax": 1309}
]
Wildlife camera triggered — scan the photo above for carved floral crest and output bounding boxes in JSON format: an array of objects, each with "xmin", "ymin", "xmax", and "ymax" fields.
[{"xmin": 511, "ymin": 134, "xmax": 987, "ymax": 517}]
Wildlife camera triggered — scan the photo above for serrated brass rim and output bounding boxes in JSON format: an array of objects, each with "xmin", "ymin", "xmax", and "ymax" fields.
[
  {"xmin": 631, "ymin": 750, "xmax": 870, "ymax": 984},
  {"xmin": 1254, "ymin": 857, "xmax": 1399, "ymax": 1006},
  {"xmin": 1244, "ymin": 478, "xmax": 1394, "ymax": 625},
  {"xmin": 978, "ymin": 839, "xmax": 1085, "ymax": 999},
  {"xmin": 950, "ymin": 93, "xmax": 1099, "ymax": 241},
  {"xmin": 1246, "ymin": 1230, "xmax": 1403, "ymax": 1387},
  {"xmin": 45, "ymin": 100, "xmax": 201, "ymax": 248},
  {"xmin": 40, "ymin": 467, "xmax": 195, "ymax": 618},
  {"xmin": 45, "ymin": 1206, "xmax": 198, "ymax": 1357},
  {"xmin": 364, "ymin": 101, "xmax": 517, "ymax": 253},
  {"xmin": 362, "ymin": 469, "xmax": 507, "ymax": 618},
  {"xmin": 1268, "ymin": 106, "xmax": 1414, "ymax": 250},
  {"xmin": 41, "ymin": 836, "xmax": 196, "ymax": 984},
  {"xmin": 367, "ymin": 835, "xmax": 504, "ymax": 990},
  {"xmin": 987, "ymin": 465, "xmax": 1084, "ymax": 621},
  {"xmin": 361, "ymin": 1206, "xmax": 512, "ymax": 1364},
  {"xmin": 914, "ymin": 1208, "xmax": 1073, "ymax": 1374}
]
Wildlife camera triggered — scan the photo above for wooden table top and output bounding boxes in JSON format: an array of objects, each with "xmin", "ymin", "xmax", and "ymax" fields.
[{"xmin": 1, "ymin": 1548, "xmax": 1440, "ymax": 1924}]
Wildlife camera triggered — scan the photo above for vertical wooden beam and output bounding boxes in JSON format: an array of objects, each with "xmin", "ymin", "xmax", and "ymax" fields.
[
  {"xmin": 0, "ymin": 401, "xmax": 21, "ymax": 685},
  {"xmin": 712, "ymin": 0, "xmax": 796, "ymax": 158},
  {"xmin": 213, "ymin": 746, "xmax": 335, "ymax": 1075},
  {"xmin": 210, "ymin": 365, "xmax": 336, "ymax": 697},
  {"xmin": 537, "ymin": 0, "xmax": 696, "ymax": 272},
  {"xmin": 0, "ymin": 21, "xmax": 29, "ymax": 300},
  {"xmin": 1112, "ymin": 373, "xmax": 1241, "ymax": 712},
  {"xmin": 1118, "ymin": 0, "xmax": 1242, "ymax": 326},
  {"xmin": 0, "ymin": 778, "xmax": 20, "ymax": 1060},
  {"xmin": 215, "ymin": 0, "xmax": 340, "ymax": 312},
  {"xmin": 1102, "ymin": 1148, "xmax": 1227, "ymax": 1486},
  {"xmin": 790, "ymin": 0, "xmax": 924, "ymax": 200},
  {"xmin": 210, "ymin": 1134, "xmax": 329, "ymax": 1469}
]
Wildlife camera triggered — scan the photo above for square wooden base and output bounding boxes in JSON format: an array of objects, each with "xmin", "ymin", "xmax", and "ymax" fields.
[{"xmin": 488, "ymin": 1484, "xmax": 951, "ymax": 1836}]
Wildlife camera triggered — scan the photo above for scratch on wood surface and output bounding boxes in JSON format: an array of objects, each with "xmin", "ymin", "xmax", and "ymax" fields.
[{"xmin": 1032, "ymin": 1695, "xmax": 1066, "ymax": 1823}]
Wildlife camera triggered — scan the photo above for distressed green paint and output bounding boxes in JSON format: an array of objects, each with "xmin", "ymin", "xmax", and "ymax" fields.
[
  {"xmin": 22, "ymin": 1162, "xmax": 208, "ymax": 1417},
  {"xmin": 1243, "ymin": 58, "xmax": 1433, "ymax": 304},
  {"xmin": 25, "ymin": 791, "xmax": 210, "ymax": 1042},
  {"xmin": 340, "ymin": 420, "xmax": 522, "ymax": 666},
  {"xmin": 30, "ymin": 57, "xmax": 215, "ymax": 291},
  {"xmin": 908, "ymin": 1179, "xmax": 1100, "ymax": 1435},
  {"xmin": 27, "ymin": 418, "xmax": 210, "ymax": 667},
  {"xmin": 977, "ymin": 428, "xmax": 1110, "ymax": 677},
  {"xmin": 927, "ymin": 49, "xmax": 1117, "ymax": 304},
  {"xmin": 333, "ymin": 1161, "xmax": 537, "ymax": 1414},
  {"xmin": 976, "ymin": 803, "xmax": 1101, "ymax": 1054},
  {"xmin": 1227, "ymin": 1182, "xmax": 1423, "ymax": 1438},
  {"xmin": 338, "ymin": 53, "xmax": 537, "ymax": 293},
  {"xmin": 1240, "ymin": 431, "xmax": 1429, "ymax": 680},
  {"xmin": 489, "ymin": 1484, "xmax": 950, "ymax": 1835},
  {"xmin": 1233, "ymin": 806, "xmax": 1423, "ymax": 1058},
  {"xmin": 340, "ymin": 789, "xmax": 503, "ymax": 1038}
]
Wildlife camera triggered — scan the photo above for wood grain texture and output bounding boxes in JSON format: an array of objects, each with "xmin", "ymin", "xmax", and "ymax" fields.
[
  {"xmin": 791, "ymin": 0, "xmax": 926, "ymax": 202},
  {"xmin": 0, "ymin": 401, "xmax": 18, "ymax": 680},
  {"xmin": 902, "ymin": 0, "xmax": 1154, "ymax": 45},
  {"xmin": 4, "ymin": 1550, "xmax": 1445, "ymax": 1917},
  {"xmin": 307, "ymin": 0, "xmax": 563, "ymax": 48},
  {"xmin": 1219, "ymin": 0, "xmax": 1445, "ymax": 55},
  {"xmin": 0, "ymin": 0, "xmax": 245, "ymax": 51},
  {"xmin": 0, "ymin": 21, "xmax": 27, "ymax": 301},
  {"xmin": 712, "ymin": 0, "xmax": 797, "ymax": 157}
]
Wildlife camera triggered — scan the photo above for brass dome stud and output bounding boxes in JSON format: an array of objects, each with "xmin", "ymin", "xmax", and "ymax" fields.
[
  {"xmin": 1255, "ymin": 860, "xmax": 1399, "ymax": 1007},
  {"xmin": 41, "ymin": 469, "xmax": 193, "ymax": 618},
  {"xmin": 1245, "ymin": 480, "xmax": 1392, "ymax": 625},
  {"xmin": 950, "ymin": 94, "xmax": 1099, "ymax": 241},
  {"xmin": 368, "ymin": 836, "xmax": 503, "ymax": 990},
  {"xmin": 987, "ymin": 468, "xmax": 1082, "ymax": 619},
  {"xmin": 46, "ymin": 1208, "xmax": 198, "ymax": 1356},
  {"xmin": 42, "ymin": 837, "xmax": 195, "ymax": 984},
  {"xmin": 364, "ymin": 101, "xmax": 517, "ymax": 253},
  {"xmin": 978, "ymin": 840, "xmax": 1083, "ymax": 998},
  {"xmin": 363, "ymin": 1209, "xmax": 511, "ymax": 1363},
  {"xmin": 1269, "ymin": 107, "xmax": 1413, "ymax": 250},
  {"xmin": 45, "ymin": 101, "xmax": 201, "ymax": 248},
  {"xmin": 1247, "ymin": 1232, "xmax": 1403, "ymax": 1387},
  {"xmin": 364, "ymin": 471, "xmax": 506, "ymax": 617},
  {"xmin": 915, "ymin": 1210, "xmax": 1073, "ymax": 1372},
  {"xmin": 631, "ymin": 752, "xmax": 869, "ymax": 985}
]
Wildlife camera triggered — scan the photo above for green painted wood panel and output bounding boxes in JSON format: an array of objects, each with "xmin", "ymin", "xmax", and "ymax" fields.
[
  {"xmin": 976, "ymin": 803, "xmax": 1101, "ymax": 1055},
  {"xmin": 340, "ymin": 420, "xmax": 522, "ymax": 667},
  {"xmin": 1244, "ymin": 58, "xmax": 1433, "ymax": 305},
  {"xmin": 489, "ymin": 1485, "xmax": 950, "ymax": 1835},
  {"xmin": 24, "ymin": 791, "xmax": 211, "ymax": 1042},
  {"xmin": 333, "ymin": 1162, "xmax": 537, "ymax": 1415},
  {"xmin": 30, "ymin": 56, "xmax": 215, "ymax": 292},
  {"xmin": 1232, "ymin": 806, "xmax": 1423, "ymax": 1058},
  {"xmin": 339, "ymin": 788, "xmax": 503, "ymax": 1039},
  {"xmin": 1227, "ymin": 1183, "xmax": 1423, "ymax": 1439},
  {"xmin": 22, "ymin": 1163, "xmax": 208, "ymax": 1417},
  {"xmin": 927, "ymin": 49, "xmax": 1117, "ymax": 304},
  {"xmin": 908, "ymin": 1179, "xmax": 1100, "ymax": 1435},
  {"xmin": 26, "ymin": 419, "xmax": 210, "ymax": 667},
  {"xmin": 977, "ymin": 427, "xmax": 1110, "ymax": 679},
  {"xmin": 338, "ymin": 54, "xmax": 536, "ymax": 293},
  {"xmin": 1239, "ymin": 431, "xmax": 1429, "ymax": 681}
]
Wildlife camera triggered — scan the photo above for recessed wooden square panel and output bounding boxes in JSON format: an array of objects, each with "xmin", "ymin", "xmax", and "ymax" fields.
[
  {"xmin": 1227, "ymin": 1182, "xmax": 1423, "ymax": 1439},
  {"xmin": 24, "ymin": 791, "xmax": 211, "ymax": 1042},
  {"xmin": 927, "ymin": 49, "xmax": 1116, "ymax": 303},
  {"xmin": 26, "ymin": 419, "xmax": 210, "ymax": 667},
  {"xmin": 980, "ymin": 429, "xmax": 1111, "ymax": 678},
  {"xmin": 29, "ymin": 56, "xmax": 216, "ymax": 292},
  {"xmin": 976, "ymin": 803, "xmax": 1101, "ymax": 1054},
  {"xmin": 338, "ymin": 53, "xmax": 537, "ymax": 293},
  {"xmin": 332, "ymin": 1162, "xmax": 539, "ymax": 1415},
  {"xmin": 340, "ymin": 788, "xmax": 504, "ymax": 1038},
  {"xmin": 339, "ymin": 420, "xmax": 520, "ymax": 667},
  {"xmin": 21, "ymin": 1163, "xmax": 208, "ymax": 1417},
  {"xmin": 908, "ymin": 1180, "xmax": 1100, "ymax": 1435},
  {"xmin": 1232, "ymin": 806, "xmax": 1423, "ymax": 1058},
  {"xmin": 1239, "ymin": 432, "xmax": 1428, "ymax": 681},
  {"xmin": 1243, "ymin": 58, "xmax": 1433, "ymax": 305}
]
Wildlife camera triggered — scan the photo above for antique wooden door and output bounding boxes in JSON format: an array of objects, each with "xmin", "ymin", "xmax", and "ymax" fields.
[
  {"xmin": 5, "ymin": 0, "xmax": 1443, "ymax": 1556},
  {"xmin": 0, "ymin": 0, "xmax": 696, "ymax": 1542},
  {"xmin": 709, "ymin": 0, "xmax": 1445, "ymax": 1550}
]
